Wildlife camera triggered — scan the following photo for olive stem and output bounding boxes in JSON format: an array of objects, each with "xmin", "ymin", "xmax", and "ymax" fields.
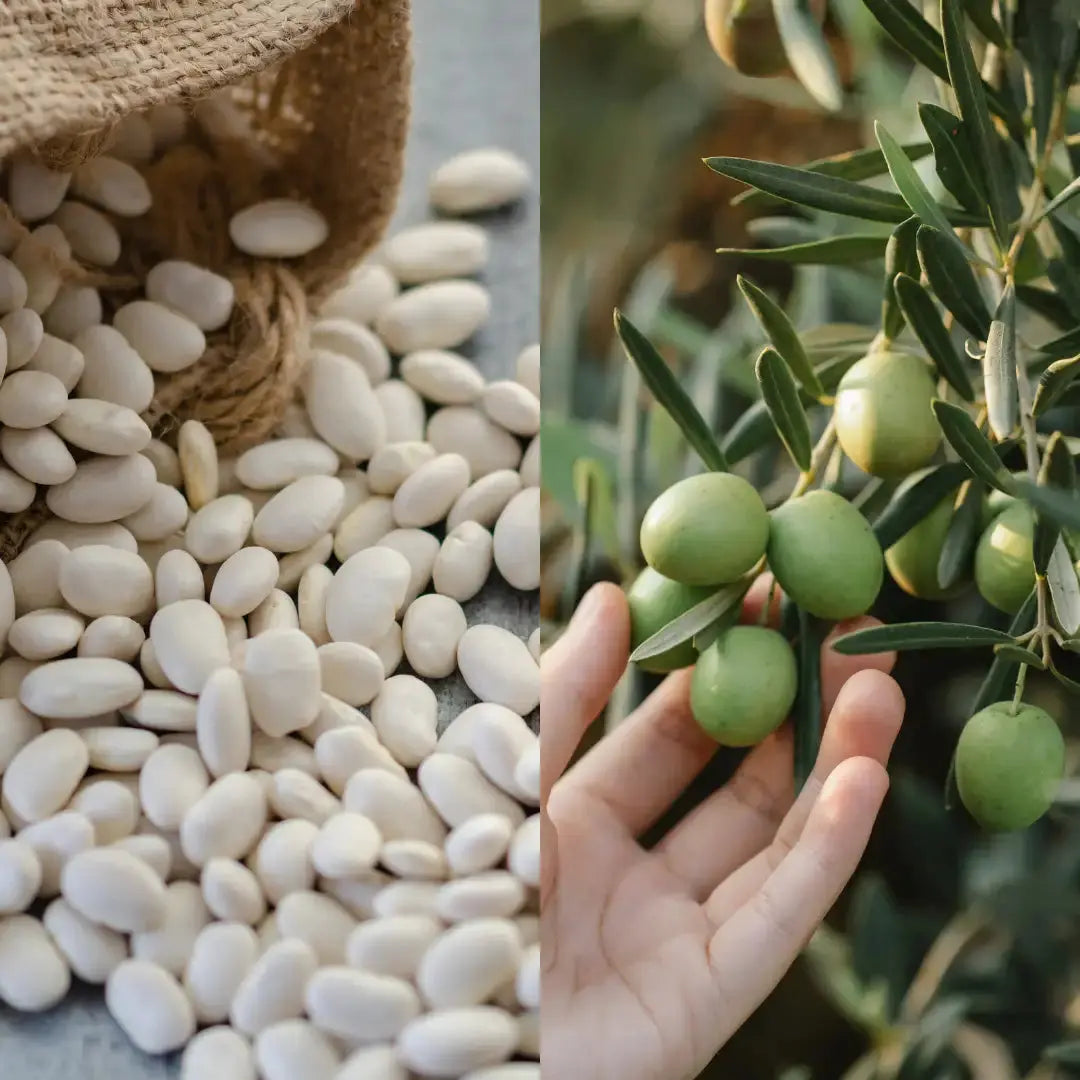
[
  {"xmin": 790, "ymin": 416, "xmax": 837, "ymax": 500},
  {"xmin": 1010, "ymin": 663, "xmax": 1028, "ymax": 714}
]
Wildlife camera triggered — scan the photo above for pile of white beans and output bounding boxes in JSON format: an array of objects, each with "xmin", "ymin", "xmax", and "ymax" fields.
[{"xmin": 0, "ymin": 101, "xmax": 540, "ymax": 1080}]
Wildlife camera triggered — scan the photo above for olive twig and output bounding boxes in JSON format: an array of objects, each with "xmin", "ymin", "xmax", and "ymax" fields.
[{"xmin": 789, "ymin": 416, "xmax": 837, "ymax": 500}]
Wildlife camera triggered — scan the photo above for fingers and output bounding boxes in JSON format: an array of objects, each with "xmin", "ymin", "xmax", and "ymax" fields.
[
  {"xmin": 540, "ymin": 583, "xmax": 629, "ymax": 804},
  {"xmin": 704, "ymin": 668, "xmax": 904, "ymax": 920},
  {"xmin": 655, "ymin": 638, "xmax": 900, "ymax": 902},
  {"xmin": 821, "ymin": 616, "xmax": 897, "ymax": 714},
  {"xmin": 706, "ymin": 756, "xmax": 888, "ymax": 1039}
]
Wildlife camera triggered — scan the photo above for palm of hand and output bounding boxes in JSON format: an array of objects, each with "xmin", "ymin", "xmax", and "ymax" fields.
[{"xmin": 541, "ymin": 582, "xmax": 906, "ymax": 1080}]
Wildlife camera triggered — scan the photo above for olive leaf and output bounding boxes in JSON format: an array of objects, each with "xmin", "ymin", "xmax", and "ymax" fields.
[
  {"xmin": 1034, "ymin": 431, "xmax": 1076, "ymax": 573},
  {"xmin": 861, "ymin": 0, "xmax": 1016, "ymax": 127},
  {"xmin": 831, "ymin": 622, "xmax": 1017, "ymax": 654},
  {"xmin": 756, "ymin": 348, "xmax": 813, "ymax": 471},
  {"xmin": 1019, "ymin": 284, "xmax": 1079, "ymax": 331},
  {"xmin": 993, "ymin": 643, "xmax": 1047, "ymax": 669},
  {"xmin": 794, "ymin": 608, "xmax": 825, "ymax": 795},
  {"xmin": 1039, "ymin": 324, "xmax": 1080, "ymax": 363},
  {"xmin": 961, "ymin": 0, "xmax": 1008, "ymax": 48},
  {"xmin": 876, "ymin": 121, "xmax": 962, "ymax": 241},
  {"xmin": 916, "ymin": 226, "xmax": 992, "ymax": 340},
  {"xmin": 1033, "ymin": 354, "xmax": 1080, "ymax": 416},
  {"xmin": 1048, "ymin": 658, "xmax": 1080, "ymax": 696},
  {"xmin": 771, "ymin": 0, "xmax": 843, "ymax": 113},
  {"xmin": 872, "ymin": 462, "xmax": 970, "ymax": 550},
  {"xmin": 893, "ymin": 273, "xmax": 976, "ymax": 400},
  {"xmin": 613, "ymin": 310, "xmax": 729, "ymax": 472},
  {"xmin": 1043, "ymin": 1041, "xmax": 1080, "ymax": 1066},
  {"xmin": 738, "ymin": 276, "xmax": 825, "ymax": 397},
  {"xmin": 1048, "ymin": 536, "xmax": 1080, "ymax": 637},
  {"xmin": 917, "ymin": 103, "xmax": 985, "ymax": 213},
  {"xmin": 941, "ymin": 0, "xmax": 1013, "ymax": 244},
  {"xmin": 1037, "ymin": 177, "xmax": 1080, "ymax": 227},
  {"xmin": 704, "ymin": 158, "xmax": 986, "ymax": 225},
  {"xmin": 983, "ymin": 283, "xmax": 1018, "ymax": 440},
  {"xmin": 629, "ymin": 580, "xmax": 750, "ymax": 663},
  {"xmin": 970, "ymin": 590, "xmax": 1038, "ymax": 713},
  {"xmin": 931, "ymin": 400, "xmax": 1017, "ymax": 493},
  {"xmin": 882, "ymin": 219, "xmax": 920, "ymax": 341},
  {"xmin": 937, "ymin": 479, "xmax": 984, "ymax": 591},
  {"xmin": 718, "ymin": 235, "xmax": 889, "ymax": 265},
  {"xmin": 1015, "ymin": 479, "xmax": 1080, "ymax": 532},
  {"xmin": 731, "ymin": 142, "xmax": 933, "ymax": 211}
]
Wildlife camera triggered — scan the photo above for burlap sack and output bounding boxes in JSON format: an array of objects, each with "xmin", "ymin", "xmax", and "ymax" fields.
[{"xmin": 0, "ymin": 0, "xmax": 411, "ymax": 558}]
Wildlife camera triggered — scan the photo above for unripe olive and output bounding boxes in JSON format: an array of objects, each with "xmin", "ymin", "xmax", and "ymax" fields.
[
  {"xmin": 690, "ymin": 625, "xmax": 797, "ymax": 745},
  {"xmin": 704, "ymin": 0, "xmax": 826, "ymax": 78},
  {"xmin": 955, "ymin": 701, "xmax": 1064, "ymax": 830},
  {"xmin": 639, "ymin": 472, "xmax": 769, "ymax": 587},
  {"xmin": 885, "ymin": 473, "xmax": 966, "ymax": 601},
  {"xmin": 767, "ymin": 489, "xmax": 883, "ymax": 620},
  {"xmin": 627, "ymin": 567, "xmax": 714, "ymax": 674},
  {"xmin": 974, "ymin": 502, "xmax": 1035, "ymax": 614},
  {"xmin": 834, "ymin": 351, "xmax": 941, "ymax": 478},
  {"xmin": 980, "ymin": 485, "xmax": 1019, "ymax": 530}
]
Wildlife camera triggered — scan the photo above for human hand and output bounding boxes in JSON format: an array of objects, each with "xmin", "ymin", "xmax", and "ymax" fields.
[{"xmin": 540, "ymin": 579, "xmax": 905, "ymax": 1080}]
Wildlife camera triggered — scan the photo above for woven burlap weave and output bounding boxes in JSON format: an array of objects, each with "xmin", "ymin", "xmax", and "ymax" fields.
[{"xmin": 0, "ymin": 0, "xmax": 412, "ymax": 561}]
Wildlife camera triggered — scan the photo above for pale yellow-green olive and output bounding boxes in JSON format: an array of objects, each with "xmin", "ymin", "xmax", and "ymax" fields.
[
  {"xmin": 639, "ymin": 472, "xmax": 769, "ymax": 587},
  {"xmin": 974, "ymin": 502, "xmax": 1035, "ymax": 614},
  {"xmin": 767, "ymin": 489, "xmax": 883, "ymax": 620},
  {"xmin": 955, "ymin": 701, "xmax": 1064, "ymax": 830},
  {"xmin": 834, "ymin": 351, "xmax": 941, "ymax": 478},
  {"xmin": 690, "ymin": 626, "xmax": 797, "ymax": 746}
]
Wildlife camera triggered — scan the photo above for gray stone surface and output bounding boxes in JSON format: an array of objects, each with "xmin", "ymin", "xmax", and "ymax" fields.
[{"xmin": 0, "ymin": 1, "xmax": 538, "ymax": 1073}]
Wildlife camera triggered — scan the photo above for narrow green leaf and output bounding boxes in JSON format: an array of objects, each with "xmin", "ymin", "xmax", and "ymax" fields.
[
  {"xmin": 1049, "ymin": 658, "xmax": 1080, "ymax": 696},
  {"xmin": 861, "ymin": 0, "xmax": 1016, "ymax": 128},
  {"xmin": 917, "ymin": 103, "xmax": 985, "ymax": 212},
  {"xmin": 876, "ymin": 121, "xmax": 959, "ymax": 239},
  {"xmin": 962, "ymin": 0, "xmax": 1008, "ymax": 46},
  {"xmin": 731, "ymin": 142, "xmax": 933, "ymax": 210},
  {"xmin": 738, "ymin": 276, "xmax": 825, "ymax": 397},
  {"xmin": 772, "ymin": 0, "xmax": 843, "ymax": 113},
  {"xmin": 872, "ymin": 462, "xmax": 970, "ymax": 550},
  {"xmin": 831, "ymin": 621, "xmax": 1017, "ymax": 654},
  {"xmin": 613, "ymin": 310, "xmax": 729, "ymax": 472},
  {"xmin": 941, "ymin": 0, "xmax": 1012, "ymax": 243},
  {"xmin": 1043, "ymin": 1040, "xmax": 1080, "ymax": 1066},
  {"xmin": 937, "ymin": 479, "xmax": 984, "ymax": 590},
  {"xmin": 1033, "ymin": 354, "xmax": 1080, "ymax": 416},
  {"xmin": 916, "ymin": 226, "xmax": 992, "ymax": 340},
  {"xmin": 893, "ymin": 273, "xmax": 976, "ymax": 400},
  {"xmin": 1039, "ymin": 324, "xmax": 1080, "ymax": 363},
  {"xmin": 1048, "ymin": 537, "xmax": 1080, "ymax": 636},
  {"xmin": 1047, "ymin": 218, "xmax": 1080, "ymax": 316},
  {"xmin": 1034, "ymin": 431, "xmax": 1076, "ymax": 573},
  {"xmin": 630, "ymin": 580, "xmax": 750, "ymax": 663},
  {"xmin": 944, "ymin": 750, "xmax": 958, "ymax": 810},
  {"xmin": 1016, "ymin": 284, "xmax": 1077, "ymax": 331},
  {"xmin": 704, "ymin": 157, "xmax": 986, "ymax": 225},
  {"xmin": 970, "ymin": 590, "xmax": 1038, "ymax": 713},
  {"xmin": 1037, "ymin": 177, "xmax": 1080, "ymax": 227},
  {"xmin": 1015, "ymin": 479, "xmax": 1080, "ymax": 532},
  {"xmin": 882, "ymin": 219, "xmax": 920, "ymax": 341},
  {"xmin": 756, "ymin": 347, "xmax": 812, "ymax": 471},
  {"xmin": 983, "ymin": 283, "xmax": 1018, "ymax": 440},
  {"xmin": 932, "ymin": 400, "xmax": 1017, "ymax": 493},
  {"xmin": 718, "ymin": 235, "xmax": 889, "ymax": 265},
  {"xmin": 993, "ymin": 643, "xmax": 1046, "ymax": 668},
  {"xmin": 794, "ymin": 608, "xmax": 824, "ymax": 794}
]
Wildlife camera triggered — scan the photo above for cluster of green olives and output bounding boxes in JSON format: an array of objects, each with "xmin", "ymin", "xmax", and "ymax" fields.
[
  {"xmin": 629, "ymin": 471, "xmax": 882, "ymax": 745},
  {"xmin": 627, "ymin": 345, "xmax": 1065, "ymax": 830}
]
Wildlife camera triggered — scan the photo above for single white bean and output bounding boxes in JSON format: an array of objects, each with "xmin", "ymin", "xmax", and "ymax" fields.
[{"xmin": 105, "ymin": 959, "xmax": 196, "ymax": 1054}]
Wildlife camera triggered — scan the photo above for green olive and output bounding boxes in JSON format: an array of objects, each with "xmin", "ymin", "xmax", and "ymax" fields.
[
  {"xmin": 955, "ymin": 701, "xmax": 1064, "ymax": 830},
  {"xmin": 704, "ymin": 0, "xmax": 826, "ymax": 78},
  {"xmin": 627, "ymin": 567, "xmax": 714, "ymax": 674},
  {"xmin": 639, "ymin": 472, "xmax": 769, "ymax": 587},
  {"xmin": 980, "ymin": 485, "xmax": 1019, "ymax": 531},
  {"xmin": 885, "ymin": 472, "xmax": 966, "ymax": 600},
  {"xmin": 834, "ymin": 351, "xmax": 941, "ymax": 478},
  {"xmin": 690, "ymin": 625, "xmax": 797, "ymax": 745},
  {"xmin": 767, "ymin": 489, "xmax": 883, "ymax": 620},
  {"xmin": 974, "ymin": 502, "xmax": 1035, "ymax": 614}
]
